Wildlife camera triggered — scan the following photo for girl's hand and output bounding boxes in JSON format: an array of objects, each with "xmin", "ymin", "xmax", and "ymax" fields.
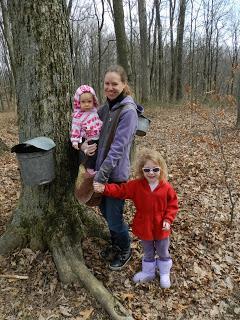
[
  {"xmin": 81, "ymin": 140, "xmax": 97, "ymax": 156},
  {"xmin": 93, "ymin": 182, "xmax": 105, "ymax": 193},
  {"xmin": 162, "ymin": 220, "xmax": 171, "ymax": 230}
]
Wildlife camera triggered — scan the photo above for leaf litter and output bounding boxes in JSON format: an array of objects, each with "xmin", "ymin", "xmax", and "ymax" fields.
[{"xmin": 0, "ymin": 105, "xmax": 239, "ymax": 320}]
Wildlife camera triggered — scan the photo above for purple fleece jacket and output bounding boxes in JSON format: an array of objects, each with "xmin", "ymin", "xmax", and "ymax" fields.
[{"xmin": 94, "ymin": 96, "xmax": 141, "ymax": 184}]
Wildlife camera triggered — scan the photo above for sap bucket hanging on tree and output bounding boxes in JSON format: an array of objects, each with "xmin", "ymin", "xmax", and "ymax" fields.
[
  {"xmin": 136, "ymin": 114, "xmax": 151, "ymax": 136},
  {"xmin": 11, "ymin": 136, "xmax": 56, "ymax": 186},
  {"xmin": 135, "ymin": 104, "xmax": 151, "ymax": 137}
]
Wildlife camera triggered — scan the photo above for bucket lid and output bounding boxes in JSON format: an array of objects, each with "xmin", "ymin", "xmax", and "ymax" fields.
[{"xmin": 11, "ymin": 136, "xmax": 55, "ymax": 153}]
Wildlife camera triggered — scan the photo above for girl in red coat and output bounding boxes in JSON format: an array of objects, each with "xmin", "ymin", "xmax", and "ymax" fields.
[{"xmin": 93, "ymin": 148, "xmax": 178, "ymax": 288}]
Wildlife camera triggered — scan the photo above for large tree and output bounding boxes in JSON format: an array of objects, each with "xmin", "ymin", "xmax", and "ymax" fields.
[{"xmin": 0, "ymin": 1, "xmax": 133, "ymax": 319}]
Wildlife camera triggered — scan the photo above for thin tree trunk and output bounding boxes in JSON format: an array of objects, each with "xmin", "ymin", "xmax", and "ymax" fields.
[
  {"xmin": 93, "ymin": 0, "xmax": 104, "ymax": 99},
  {"xmin": 137, "ymin": 0, "xmax": 150, "ymax": 102},
  {"xmin": 0, "ymin": 0, "xmax": 16, "ymax": 108},
  {"xmin": 236, "ymin": 69, "xmax": 240, "ymax": 129},
  {"xmin": 169, "ymin": 0, "xmax": 176, "ymax": 101},
  {"xmin": 175, "ymin": 0, "xmax": 187, "ymax": 101},
  {"xmin": 155, "ymin": 0, "xmax": 163, "ymax": 101},
  {"xmin": 112, "ymin": 0, "xmax": 131, "ymax": 80}
]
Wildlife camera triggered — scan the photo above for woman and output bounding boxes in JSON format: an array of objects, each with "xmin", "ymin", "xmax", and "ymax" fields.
[{"xmin": 81, "ymin": 65, "xmax": 141, "ymax": 271}]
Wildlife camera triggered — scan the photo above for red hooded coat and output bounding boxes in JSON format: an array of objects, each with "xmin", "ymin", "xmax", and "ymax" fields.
[{"xmin": 103, "ymin": 178, "xmax": 178, "ymax": 240}]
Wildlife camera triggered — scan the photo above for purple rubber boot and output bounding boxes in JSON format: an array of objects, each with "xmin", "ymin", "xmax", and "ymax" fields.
[
  {"xmin": 133, "ymin": 259, "xmax": 156, "ymax": 283},
  {"xmin": 157, "ymin": 258, "xmax": 173, "ymax": 288}
]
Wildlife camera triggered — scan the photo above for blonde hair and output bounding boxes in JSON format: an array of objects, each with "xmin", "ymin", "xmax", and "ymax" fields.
[
  {"xmin": 134, "ymin": 148, "xmax": 168, "ymax": 181},
  {"xmin": 104, "ymin": 64, "xmax": 133, "ymax": 96}
]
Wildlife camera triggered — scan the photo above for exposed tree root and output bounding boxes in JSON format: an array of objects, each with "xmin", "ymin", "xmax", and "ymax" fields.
[
  {"xmin": 0, "ymin": 226, "xmax": 26, "ymax": 255},
  {"xmin": 50, "ymin": 236, "xmax": 134, "ymax": 320},
  {"xmin": 80, "ymin": 205, "xmax": 109, "ymax": 240},
  {"xmin": 0, "ymin": 138, "xmax": 9, "ymax": 153}
]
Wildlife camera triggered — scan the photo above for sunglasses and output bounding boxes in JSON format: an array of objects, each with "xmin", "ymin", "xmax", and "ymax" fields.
[{"xmin": 142, "ymin": 167, "xmax": 160, "ymax": 173}]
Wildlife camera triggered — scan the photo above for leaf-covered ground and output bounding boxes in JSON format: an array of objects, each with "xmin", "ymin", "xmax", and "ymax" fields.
[{"xmin": 0, "ymin": 104, "xmax": 240, "ymax": 320}]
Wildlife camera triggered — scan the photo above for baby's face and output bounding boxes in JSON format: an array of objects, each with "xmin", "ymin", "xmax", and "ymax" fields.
[{"xmin": 80, "ymin": 93, "xmax": 94, "ymax": 111}]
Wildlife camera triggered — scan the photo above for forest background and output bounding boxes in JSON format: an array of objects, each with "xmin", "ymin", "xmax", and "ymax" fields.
[{"xmin": 0, "ymin": 0, "xmax": 240, "ymax": 319}]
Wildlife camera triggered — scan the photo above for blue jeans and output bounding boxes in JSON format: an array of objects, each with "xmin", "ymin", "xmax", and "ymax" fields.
[{"xmin": 99, "ymin": 195, "xmax": 130, "ymax": 250}]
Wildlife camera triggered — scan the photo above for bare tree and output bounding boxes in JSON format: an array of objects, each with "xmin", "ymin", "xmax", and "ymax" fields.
[
  {"xmin": 137, "ymin": 0, "xmax": 150, "ymax": 102},
  {"xmin": 175, "ymin": 0, "xmax": 187, "ymax": 101},
  {"xmin": 236, "ymin": 67, "xmax": 240, "ymax": 129},
  {"xmin": 93, "ymin": 0, "xmax": 105, "ymax": 99},
  {"xmin": 169, "ymin": 0, "xmax": 176, "ymax": 101},
  {"xmin": 112, "ymin": 0, "xmax": 131, "ymax": 79},
  {"xmin": 0, "ymin": 0, "xmax": 16, "ymax": 108},
  {"xmin": 155, "ymin": 0, "xmax": 163, "ymax": 101}
]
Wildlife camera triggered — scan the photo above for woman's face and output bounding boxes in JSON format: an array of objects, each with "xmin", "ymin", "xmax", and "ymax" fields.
[{"xmin": 104, "ymin": 72, "xmax": 126, "ymax": 101}]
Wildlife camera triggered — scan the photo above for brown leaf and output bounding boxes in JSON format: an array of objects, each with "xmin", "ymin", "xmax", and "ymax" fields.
[
  {"xmin": 79, "ymin": 307, "xmax": 94, "ymax": 319},
  {"xmin": 59, "ymin": 305, "xmax": 72, "ymax": 317}
]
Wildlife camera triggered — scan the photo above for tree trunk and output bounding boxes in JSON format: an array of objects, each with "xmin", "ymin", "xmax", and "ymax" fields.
[
  {"xmin": 236, "ymin": 69, "xmax": 240, "ymax": 129},
  {"xmin": 169, "ymin": 0, "xmax": 176, "ymax": 101},
  {"xmin": 112, "ymin": 0, "xmax": 131, "ymax": 80},
  {"xmin": 1, "ymin": 1, "xmax": 133, "ymax": 319},
  {"xmin": 93, "ymin": 0, "xmax": 104, "ymax": 100},
  {"xmin": 0, "ymin": 0, "xmax": 16, "ymax": 108},
  {"xmin": 175, "ymin": 0, "xmax": 187, "ymax": 101},
  {"xmin": 137, "ymin": 0, "xmax": 150, "ymax": 102},
  {"xmin": 155, "ymin": 0, "xmax": 163, "ymax": 101}
]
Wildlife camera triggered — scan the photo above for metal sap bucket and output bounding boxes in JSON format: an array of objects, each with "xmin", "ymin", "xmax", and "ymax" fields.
[
  {"xmin": 11, "ymin": 137, "xmax": 56, "ymax": 186},
  {"xmin": 136, "ymin": 115, "xmax": 151, "ymax": 136}
]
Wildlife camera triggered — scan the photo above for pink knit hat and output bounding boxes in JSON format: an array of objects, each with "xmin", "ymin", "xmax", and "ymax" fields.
[{"xmin": 74, "ymin": 85, "xmax": 99, "ymax": 110}]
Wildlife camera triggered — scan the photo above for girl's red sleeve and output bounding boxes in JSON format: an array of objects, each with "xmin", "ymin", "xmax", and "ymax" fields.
[
  {"xmin": 164, "ymin": 184, "xmax": 178, "ymax": 224},
  {"xmin": 103, "ymin": 180, "xmax": 136, "ymax": 200}
]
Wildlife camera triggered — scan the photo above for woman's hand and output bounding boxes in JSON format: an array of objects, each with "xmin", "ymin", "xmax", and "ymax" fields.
[
  {"xmin": 81, "ymin": 140, "xmax": 97, "ymax": 156},
  {"xmin": 162, "ymin": 220, "xmax": 171, "ymax": 230},
  {"xmin": 93, "ymin": 182, "xmax": 105, "ymax": 193}
]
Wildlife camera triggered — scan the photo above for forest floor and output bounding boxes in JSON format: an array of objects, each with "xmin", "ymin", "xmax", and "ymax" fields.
[{"xmin": 0, "ymin": 102, "xmax": 240, "ymax": 320}]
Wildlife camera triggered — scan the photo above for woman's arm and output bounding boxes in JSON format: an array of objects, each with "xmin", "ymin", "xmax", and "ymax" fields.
[{"xmin": 94, "ymin": 108, "xmax": 137, "ymax": 183}]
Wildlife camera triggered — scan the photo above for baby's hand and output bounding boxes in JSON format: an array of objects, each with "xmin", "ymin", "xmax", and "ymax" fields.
[
  {"xmin": 81, "ymin": 140, "xmax": 97, "ymax": 156},
  {"xmin": 162, "ymin": 220, "xmax": 171, "ymax": 231},
  {"xmin": 72, "ymin": 143, "xmax": 79, "ymax": 150},
  {"xmin": 93, "ymin": 182, "xmax": 105, "ymax": 193}
]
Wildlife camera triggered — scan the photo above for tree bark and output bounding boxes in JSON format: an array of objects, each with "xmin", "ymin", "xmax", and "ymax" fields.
[
  {"xmin": 0, "ymin": 0, "xmax": 16, "ymax": 108},
  {"xmin": 169, "ymin": 0, "xmax": 176, "ymax": 101},
  {"xmin": 112, "ymin": 0, "xmax": 131, "ymax": 80},
  {"xmin": 93, "ymin": 0, "xmax": 104, "ymax": 99},
  {"xmin": 137, "ymin": 0, "xmax": 150, "ymax": 102},
  {"xmin": 175, "ymin": 0, "xmax": 187, "ymax": 101},
  {"xmin": 155, "ymin": 0, "xmax": 163, "ymax": 101},
  {"xmin": 1, "ymin": 1, "xmax": 133, "ymax": 318},
  {"xmin": 236, "ymin": 69, "xmax": 240, "ymax": 129}
]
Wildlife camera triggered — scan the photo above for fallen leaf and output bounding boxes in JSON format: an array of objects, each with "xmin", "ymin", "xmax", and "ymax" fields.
[
  {"xmin": 59, "ymin": 305, "xmax": 72, "ymax": 317},
  {"xmin": 121, "ymin": 292, "xmax": 135, "ymax": 300},
  {"xmin": 79, "ymin": 307, "xmax": 94, "ymax": 320}
]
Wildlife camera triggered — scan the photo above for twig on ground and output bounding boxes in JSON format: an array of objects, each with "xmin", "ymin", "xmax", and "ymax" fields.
[{"xmin": 0, "ymin": 274, "xmax": 29, "ymax": 280}]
